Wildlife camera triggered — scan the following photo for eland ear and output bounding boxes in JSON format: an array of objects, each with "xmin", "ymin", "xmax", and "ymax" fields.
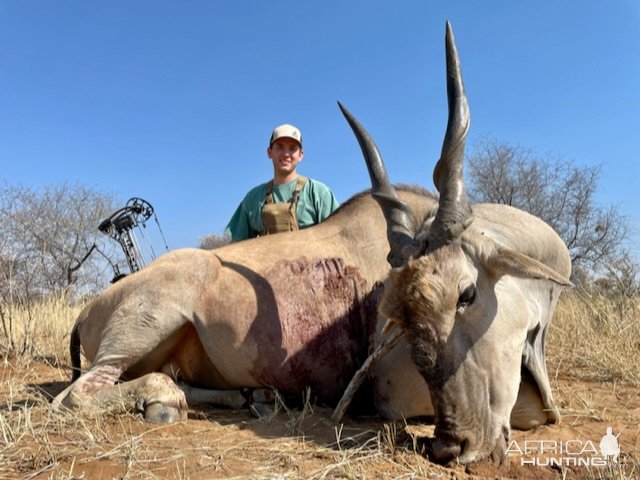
[
  {"xmin": 463, "ymin": 234, "xmax": 573, "ymax": 287},
  {"xmin": 487, "ymin": 246, "xmax": 572, "ymax": 287}
]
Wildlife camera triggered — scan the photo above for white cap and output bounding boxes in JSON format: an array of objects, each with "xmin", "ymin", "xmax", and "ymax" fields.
[{"xmin": 269, "ymin": 124, "xmax": 302, "ymax": 147}]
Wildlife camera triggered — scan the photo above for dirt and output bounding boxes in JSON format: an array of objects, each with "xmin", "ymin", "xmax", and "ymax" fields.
[{"xmin": 1, "ymin": 360, "xmax": 638, "ymax": 480}]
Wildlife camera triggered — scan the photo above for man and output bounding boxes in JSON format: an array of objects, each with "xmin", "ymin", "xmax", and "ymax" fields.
[
  {"xmin": 225, "ymin": 124, "xmax": 339, "ymax": 241},
  {"xmin": 599, "ymin": 427, "xmax": 621, "ymax": 463}
]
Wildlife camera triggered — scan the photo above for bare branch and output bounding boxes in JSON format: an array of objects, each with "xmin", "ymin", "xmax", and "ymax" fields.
[
  {"xmin": 467, "ymin": 139, "xmax": 631, "ymax": 278},
  {"xmin": 0, "ymin": 182, "xmax": 120, "ymax": 301}
]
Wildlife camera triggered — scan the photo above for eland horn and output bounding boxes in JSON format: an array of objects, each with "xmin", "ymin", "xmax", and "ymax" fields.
[
  {"xmin": 428, "ymin": 21, "xmax": 473, "ymax": 250},
  {"xmin": 338, "ymin": 101, "xmax": 417, "ymax": 267}
]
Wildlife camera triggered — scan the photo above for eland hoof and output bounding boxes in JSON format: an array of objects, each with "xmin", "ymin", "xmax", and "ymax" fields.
[{"xmin": 144, "ymin": 402, "xmax": 186, "ymax": 424}]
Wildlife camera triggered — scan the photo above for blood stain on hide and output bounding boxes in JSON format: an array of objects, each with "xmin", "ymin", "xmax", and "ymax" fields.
[{"xmin": 246, "ymin": 257, "xmax": 379, "ymax": 404}]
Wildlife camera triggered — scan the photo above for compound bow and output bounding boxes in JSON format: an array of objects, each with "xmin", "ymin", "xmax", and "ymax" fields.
[{"xmin": 98, "ymin": 197, "xmax": 169, "ymax": 282}]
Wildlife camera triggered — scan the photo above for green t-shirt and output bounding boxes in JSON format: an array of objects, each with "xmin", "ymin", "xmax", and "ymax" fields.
[{"xmin": 225, "ymin": 176, "xmax": 340, "ymax": 241}]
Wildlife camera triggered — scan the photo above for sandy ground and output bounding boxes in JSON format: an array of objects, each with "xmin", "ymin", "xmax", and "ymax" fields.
[{"xmin": 1, "ymin": 360, "xmax": 638, "ymax": 480}]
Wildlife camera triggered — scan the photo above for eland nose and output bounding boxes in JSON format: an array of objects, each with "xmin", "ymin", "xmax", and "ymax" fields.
[{"xmin": 431, "ymin": 438, "xmax": 462, "ymax": 464}]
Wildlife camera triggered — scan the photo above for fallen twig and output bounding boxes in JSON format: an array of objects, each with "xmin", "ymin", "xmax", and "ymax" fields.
[{"xmin": 331, "ymin": 326, "xmax": 406, "ymax": 423}]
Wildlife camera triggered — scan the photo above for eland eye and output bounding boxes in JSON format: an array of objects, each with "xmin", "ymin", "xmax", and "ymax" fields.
[{"xmin": 457, "ymin": 285, "xmax": 476, "ymax": 309}]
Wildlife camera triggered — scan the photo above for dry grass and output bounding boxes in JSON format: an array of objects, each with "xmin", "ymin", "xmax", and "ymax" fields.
[
  {"xmin": 1, "ymin": 289, "xmax": 639, "ymax": 479},
  {"xmin": 0, "ymin": 292, "xmax": 85, "ymax": 371},
  {"xmin": 0, "ymin": 372, "xmax": 445, "ymax": 479},
  {"xmin": 549, "ymin": 289, "xmax": 640, "ymax": 386}
]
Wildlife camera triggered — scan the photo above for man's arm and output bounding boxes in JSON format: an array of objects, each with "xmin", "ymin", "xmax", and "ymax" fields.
[
  {"xmin": 224, "ymin": 202, "xmax": 255, "ymax": 241},
  {"xmin": 224, "ymin": 184, "xmax": 266, "ymax": 241}
]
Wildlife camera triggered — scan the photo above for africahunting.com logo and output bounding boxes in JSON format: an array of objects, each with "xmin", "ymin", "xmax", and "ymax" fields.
[{"xmin": 506, "ymin": 426, "xmax": 628, "ymax": 467}]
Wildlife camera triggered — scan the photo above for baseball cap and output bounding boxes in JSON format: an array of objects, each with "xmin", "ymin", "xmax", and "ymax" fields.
[{"xmin": 269, "ymin": 124, "xmax": 302, "ymax": 147}]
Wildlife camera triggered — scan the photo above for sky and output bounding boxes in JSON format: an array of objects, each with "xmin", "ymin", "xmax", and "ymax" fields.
[{"xmin": 1, "ymin": 1, "xmax": 639, "ymax": 258}]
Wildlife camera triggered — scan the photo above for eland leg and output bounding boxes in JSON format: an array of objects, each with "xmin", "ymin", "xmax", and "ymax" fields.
[
  {"xmin": 52, "ymin": 365, "xmax": 188, "ymax": 423},
  {"xmin": 180, "ymin": 385, "xmax": 276, "ymax": 417},
  {"xmin": 52, "ymin": 308, "xmax": 194, "ymax": 423}
]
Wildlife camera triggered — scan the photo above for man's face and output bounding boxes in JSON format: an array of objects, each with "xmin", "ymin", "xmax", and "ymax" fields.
[{"xmin": 268, "ymin": 138, "xmax": 304, "ymax": 177}]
